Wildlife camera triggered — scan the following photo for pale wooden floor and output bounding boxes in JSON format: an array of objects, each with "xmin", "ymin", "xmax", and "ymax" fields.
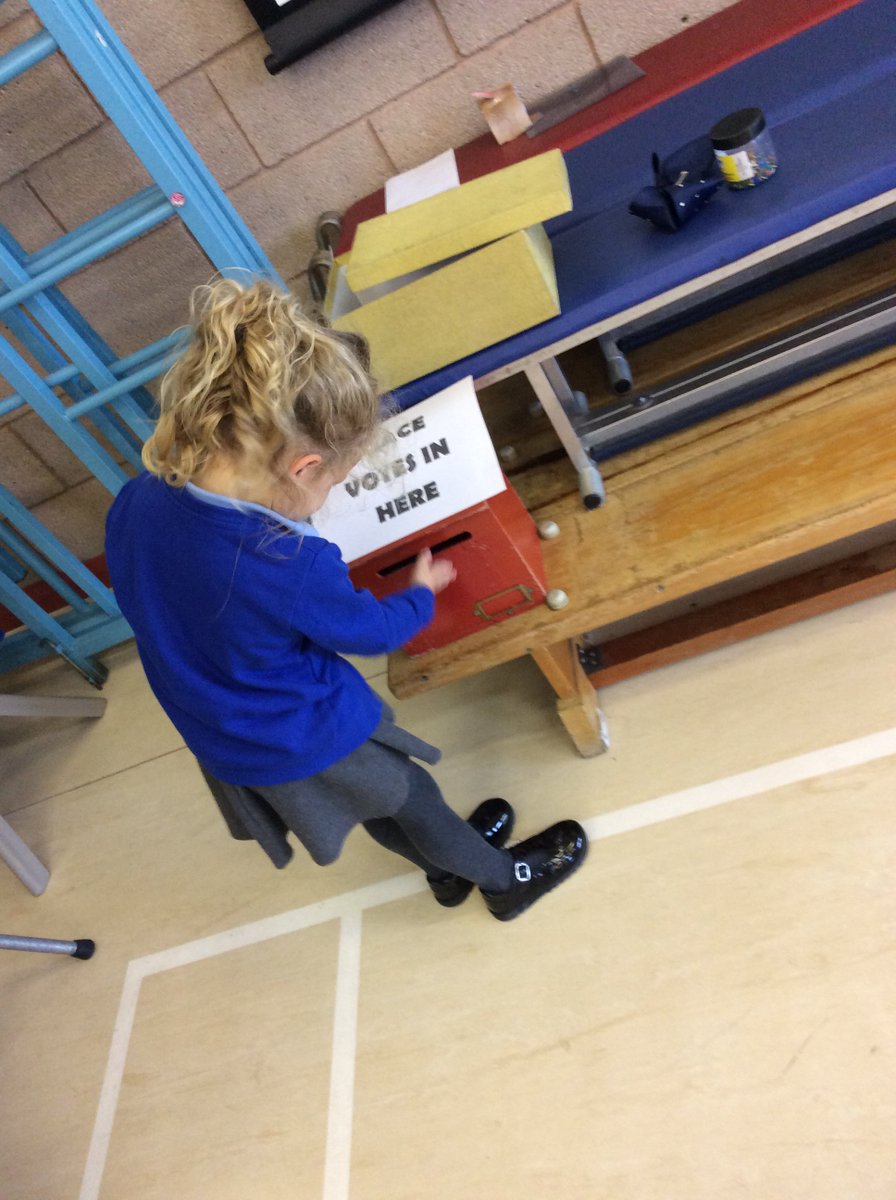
[{"xmin": 2, "ymin": 593, "xmax": 895, "ymax": 1200}]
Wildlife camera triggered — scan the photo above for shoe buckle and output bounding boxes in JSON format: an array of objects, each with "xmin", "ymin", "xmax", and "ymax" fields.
[{"xmin": 514, "ymin": 861, "xmax": 532, "ymax": 883}]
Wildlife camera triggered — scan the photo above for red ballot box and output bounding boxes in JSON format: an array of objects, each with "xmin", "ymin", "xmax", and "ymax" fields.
[{"xmin": 349, "ymin": 480, "xmax": 546, "ymax": 656}]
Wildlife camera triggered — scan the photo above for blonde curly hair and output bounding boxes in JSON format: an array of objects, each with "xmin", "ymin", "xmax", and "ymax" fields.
[{"xmin": 142, "ymin": 277, "xmax": 380, "ymax": 496}]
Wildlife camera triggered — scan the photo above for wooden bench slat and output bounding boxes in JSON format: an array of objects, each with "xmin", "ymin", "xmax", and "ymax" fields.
[{"xmin": 389, "ymin": 346, "xmax": 896, "ymax": 699}]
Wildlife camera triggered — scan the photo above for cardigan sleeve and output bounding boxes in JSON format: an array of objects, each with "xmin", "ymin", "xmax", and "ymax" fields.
[{"xmin": 291, "ymin": 540, "xmax": 435, "ymax": 656}]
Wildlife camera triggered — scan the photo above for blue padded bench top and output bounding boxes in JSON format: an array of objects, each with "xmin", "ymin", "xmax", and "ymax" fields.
[{"xmin": 392, "ymin": 0, "xmax": 896, "ymax": 409}]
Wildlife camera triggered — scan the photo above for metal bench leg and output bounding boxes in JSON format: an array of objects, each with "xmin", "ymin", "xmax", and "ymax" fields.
[
  {"xmin": 0, "ymin": 694, "xmax": 107, "ymax": 718},
  {"xmin": 597, "ymin": 333, "xmax": 633, "ymax": 394},
  {"xmin": 0, "ymin": 814, "xmax": 50, "ymax": 895},
  {"xmin": 524, "ymin": 359, "xmax": 605, "ymax": 509}
]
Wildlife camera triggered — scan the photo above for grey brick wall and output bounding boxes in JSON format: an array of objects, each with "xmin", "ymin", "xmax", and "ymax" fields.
[{"xmin": 0, "ymin": 0, "xmax": 736, "ymax": 561}]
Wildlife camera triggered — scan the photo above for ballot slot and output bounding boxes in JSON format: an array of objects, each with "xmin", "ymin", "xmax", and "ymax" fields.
[{"xmin": 376, "ymin": 532, "xmax": 472, "ymax": 578}]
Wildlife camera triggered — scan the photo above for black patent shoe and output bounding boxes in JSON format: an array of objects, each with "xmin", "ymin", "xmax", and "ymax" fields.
[
  {"xmin": 481, "ymin": 820, "xmax": 588, "ymax": 921},
  {"xmin": 428, "ymin": 798, "xmax": 515, "ymax": 907}
]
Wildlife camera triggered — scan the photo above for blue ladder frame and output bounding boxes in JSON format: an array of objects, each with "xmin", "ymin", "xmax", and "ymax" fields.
[{"xmin": 0, "ymin": 0, "xmax": 283, "ymax": 684}]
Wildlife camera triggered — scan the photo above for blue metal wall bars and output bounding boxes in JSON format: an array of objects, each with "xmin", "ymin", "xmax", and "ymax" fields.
[{"xmin": 0, "ymin": 0, "xmax": 282, "ymax": 685}]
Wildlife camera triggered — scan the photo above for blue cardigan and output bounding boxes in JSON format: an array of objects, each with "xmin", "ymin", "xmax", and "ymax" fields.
[{"xmin": 105, "ymin": 472, "xmax": 435, "ymax": 785}]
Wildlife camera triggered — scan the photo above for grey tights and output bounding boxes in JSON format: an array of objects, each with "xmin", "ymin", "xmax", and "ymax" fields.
[{"xmin": 363, "ymin": 762, "xmax": 513, "ymax": 893}]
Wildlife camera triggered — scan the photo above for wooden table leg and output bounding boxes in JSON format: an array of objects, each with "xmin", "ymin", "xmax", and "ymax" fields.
[{"xmin": 530, "ymin": 637, "xmax": 610, "ymax": 757}]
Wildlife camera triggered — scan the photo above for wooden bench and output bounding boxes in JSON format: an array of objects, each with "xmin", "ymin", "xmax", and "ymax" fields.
[
  {"xmin": 387, "ymin": 328, "xmax": 896, "ymax": 754},
  {"xmin": 340, "ymin": 0, "xmax": 896, "ymax": 751}
]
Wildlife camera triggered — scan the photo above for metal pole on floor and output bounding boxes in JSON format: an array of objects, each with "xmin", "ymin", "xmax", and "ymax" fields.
[{"xmin": 0, "ymin": 933, "xmax": 96, "ymax": 958}]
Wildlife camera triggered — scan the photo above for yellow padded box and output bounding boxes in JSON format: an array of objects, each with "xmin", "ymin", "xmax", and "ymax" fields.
[
  {"xmin": 344, "ymin": 150, "xmax": 571, "ymax": 293},
  {"xmin": 329, "ymin": 225, "xmax": 559, "ymax": 393}
]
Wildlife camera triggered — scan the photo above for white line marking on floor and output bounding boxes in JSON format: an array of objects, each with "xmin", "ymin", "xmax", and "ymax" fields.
[
  {"xmin": 75, "ymin": 877, "xmax": 424, "ymax": 1199},
  {"xmin": 78, "ymin": 961, "xmax": 146, "ymax": 1200},
  {"xmin": 584, "ymin": 728, "xmax": 896, "ymax": 842},
  {"xmin": 323, "ymin": 912, "xmax": 363, "ymax": 1200},
  {"xmin": 79, "ymin": 726, "xmax": 896, "ymax": 1200},
  {"xmin": 136, "ymin": 870, "xmax": 424, "ymax": 977}
]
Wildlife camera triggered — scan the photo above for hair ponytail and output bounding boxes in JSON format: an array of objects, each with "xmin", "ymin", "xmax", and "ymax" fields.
[{"xmin": 142, "ymin": 277, "xmax": 380, "ymax": 493}]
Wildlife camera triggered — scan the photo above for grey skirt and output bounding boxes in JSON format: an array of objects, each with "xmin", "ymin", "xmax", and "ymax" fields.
[{"xmin": 199, "ymin": 706, "xmax": 441, "ymax": 869}]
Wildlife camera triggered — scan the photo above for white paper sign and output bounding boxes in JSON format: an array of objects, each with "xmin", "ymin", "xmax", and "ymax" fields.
[
  {"xmin": 384, "ymin": 149, "xmax": 460, "ymax": 213},
  {"xmin": 313, "ymin": 377, "xmax": 505, "ymax": 564}
]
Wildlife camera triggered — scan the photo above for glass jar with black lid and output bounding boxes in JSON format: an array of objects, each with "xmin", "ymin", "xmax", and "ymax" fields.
[{"xmin": 710, "ymin": 107, "xmax": 778, "ymax": 189}]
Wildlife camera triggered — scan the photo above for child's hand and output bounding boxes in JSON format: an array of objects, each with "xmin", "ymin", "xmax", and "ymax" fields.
[{"xmin": 410, "ymin": 548, "xmax": 457, "ymax": 594}]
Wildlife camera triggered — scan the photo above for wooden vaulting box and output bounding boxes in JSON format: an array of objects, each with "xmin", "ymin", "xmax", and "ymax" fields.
[{"xmin": 324, "ymin": 150, "xmax": 572, "ymax": 392}]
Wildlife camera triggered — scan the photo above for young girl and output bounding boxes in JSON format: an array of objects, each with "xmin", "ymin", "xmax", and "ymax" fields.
[{"xmin": 105, "ymin": 277, "xmax": 587, "ymax": 921}]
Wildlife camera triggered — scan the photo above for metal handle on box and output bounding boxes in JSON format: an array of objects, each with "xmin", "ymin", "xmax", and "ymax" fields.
[{"xmin": 473, "ymin": 585, "xmax": 534, "ymax": 621}]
